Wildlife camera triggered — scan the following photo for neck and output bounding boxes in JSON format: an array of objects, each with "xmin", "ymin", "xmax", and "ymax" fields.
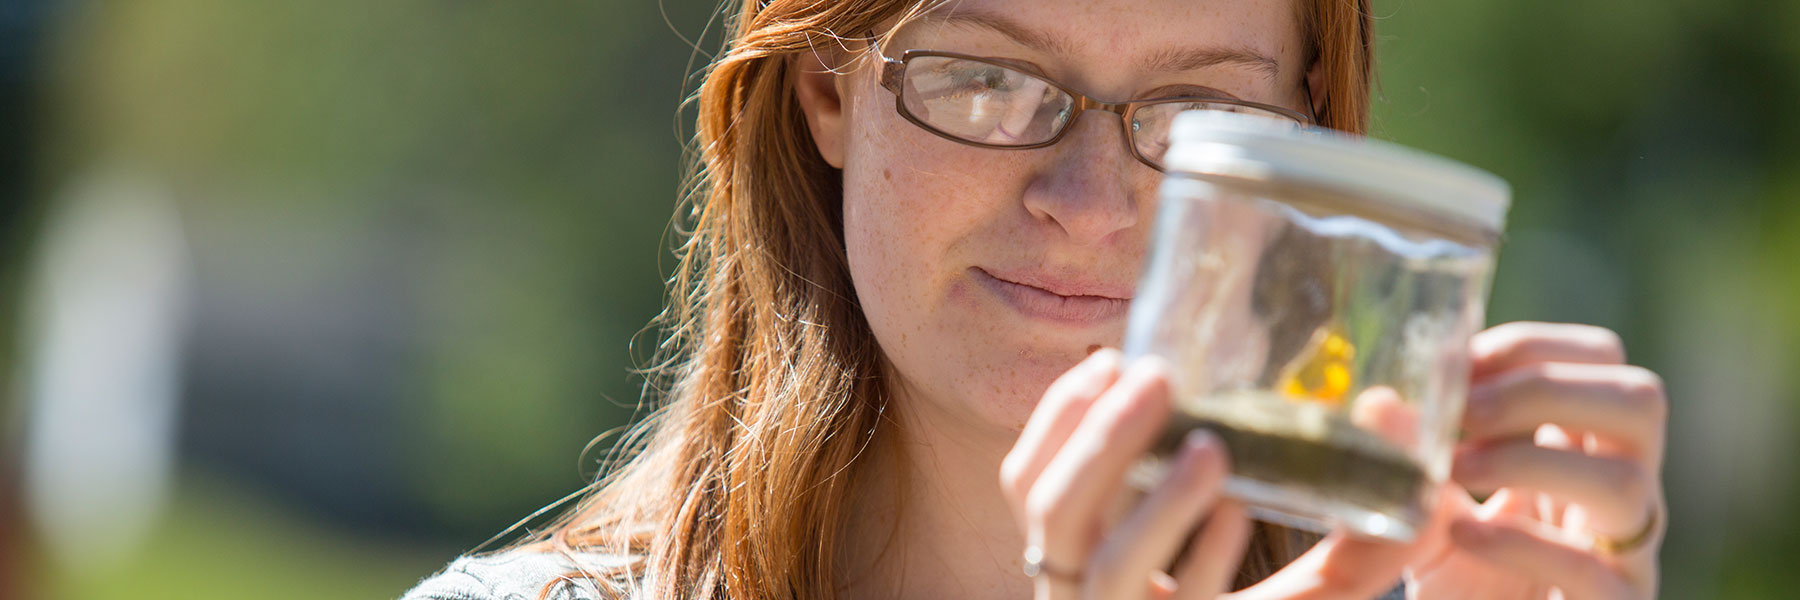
[{"xmin": 836, "ymin": 382, "xmax": 1033, "ymax": 599}]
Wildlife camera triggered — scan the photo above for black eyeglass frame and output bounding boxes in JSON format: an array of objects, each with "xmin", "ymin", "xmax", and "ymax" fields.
[{"xmin": 874, "ymin": 46, "xmax": 1318, "ymax": 171}]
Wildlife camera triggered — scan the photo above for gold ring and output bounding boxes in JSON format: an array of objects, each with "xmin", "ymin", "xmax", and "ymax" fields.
[
  {"xmin": 1593, "ymin": 504, "xmax": 1659, "ymax": 556},
  {"xmin": 1021, "ymin": 545, "xmax": 1082, "ymax": 581}
]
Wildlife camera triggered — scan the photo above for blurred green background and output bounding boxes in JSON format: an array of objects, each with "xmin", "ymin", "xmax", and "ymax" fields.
[{"xmin": 1, "ymin": 0, "xmax": 1794, "ymax": 598}]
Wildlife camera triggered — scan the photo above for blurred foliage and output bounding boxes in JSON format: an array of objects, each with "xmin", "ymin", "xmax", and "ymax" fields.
[
  {"xmin": 27, "ymin": 469, "xmax": 445, "ymax": 600},
  {"xmin": 24, "ymin": 0, "xmax": 720, "ymax": 596},
  {"xmin": 8, "ymin": 0, "xmax": 1797, "ymax": 598},
  {"xmin": 37, "ymin": 0, "xmax": 718, "ymax": 536}
]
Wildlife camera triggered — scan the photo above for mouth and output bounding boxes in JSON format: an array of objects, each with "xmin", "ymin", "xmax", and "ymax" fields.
[{"xmin": 971, "ymin": 267, "xmax": 1133, "ymax": 326}]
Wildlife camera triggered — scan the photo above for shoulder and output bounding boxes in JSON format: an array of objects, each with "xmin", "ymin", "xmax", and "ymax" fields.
[{"xmin": 398, "ymin": 549, "xmax": 642, "ymax": 600}]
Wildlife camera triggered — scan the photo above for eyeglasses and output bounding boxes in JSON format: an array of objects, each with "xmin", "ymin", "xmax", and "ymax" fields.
[{"xmin": 874, "ymin": 46, "xmax": 1315, "ymax": 172}]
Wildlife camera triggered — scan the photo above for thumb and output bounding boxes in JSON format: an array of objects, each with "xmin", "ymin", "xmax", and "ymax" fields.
[{"xmin": 1224, "ymin": 482, "xmax": 1462, "ymax": 600}]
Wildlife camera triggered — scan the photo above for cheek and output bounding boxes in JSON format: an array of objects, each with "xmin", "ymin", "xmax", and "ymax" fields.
[
  {"xmin": 838, "ymin": 78, "xmax": 1155, "ymax": 432},
  {"xmin": 840, "ymin": 108, "xmax": 1051, "ymax": 426},
  {"xmin": 839, "ymin": 98, "xmax": 1022, "ymax": 299},
  {"xmin": 842, "ymin": 165, "xmax": 938, "ymax": 337},
  {"xmin": 840, "ymin": 132, "xmax": 988, "ymax": 339}
]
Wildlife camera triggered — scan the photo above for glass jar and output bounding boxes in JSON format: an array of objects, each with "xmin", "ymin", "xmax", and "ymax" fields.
[{"xmin": 1125, "ymin": 112, "xmax": 1510, "ymax": 542}]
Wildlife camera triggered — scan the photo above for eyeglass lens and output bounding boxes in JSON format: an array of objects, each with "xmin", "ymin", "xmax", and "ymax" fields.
[{"xmin": 899, "ymin": 55, "xmax": 1299, "ymax": 168}]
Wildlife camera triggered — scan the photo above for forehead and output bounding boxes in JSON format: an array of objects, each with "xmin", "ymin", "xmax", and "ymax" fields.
[{"xmin": 895, "ymin": 0, "xmax": 1302, "ymax": 72}]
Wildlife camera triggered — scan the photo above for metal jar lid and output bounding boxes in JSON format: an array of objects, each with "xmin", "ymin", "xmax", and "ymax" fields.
[{"xmin": 1162, "ymin": 111, "xmax": 1511, "ymax": 234}]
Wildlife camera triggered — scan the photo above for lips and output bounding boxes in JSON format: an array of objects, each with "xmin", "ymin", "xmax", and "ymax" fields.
[{"xmin": 971, "ymin": 266, "xmax": 1134, "ymax": 325}]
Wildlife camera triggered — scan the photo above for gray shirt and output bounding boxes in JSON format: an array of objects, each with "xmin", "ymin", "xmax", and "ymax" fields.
[
  {"xmin": 398, "ymin": 550, "xmax": 1406, "ymax": 599},
  {"xmin": 400, "ymin": 551, "xmax": 639, "ymax": 600}
]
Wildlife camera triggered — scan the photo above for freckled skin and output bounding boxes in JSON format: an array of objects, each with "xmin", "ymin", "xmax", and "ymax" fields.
[{"xmin": 836, "ymin": 0, "xmax": 1311, "ymax": 439}]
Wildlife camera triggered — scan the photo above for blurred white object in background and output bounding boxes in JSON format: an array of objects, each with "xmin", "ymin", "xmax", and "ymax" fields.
[{"xmin": 18, "ymin": 169, "xmax": 192, "ymax": 571}]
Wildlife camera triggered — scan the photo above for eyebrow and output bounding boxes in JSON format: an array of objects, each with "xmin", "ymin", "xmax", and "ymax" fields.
[
  {"xmin": 935, "ymin": 11, "xmax": 1282, "ymax": 80},
  {"xmin": 1143, "ymin": 46, "xmax": 1281, "ymax": 79}
]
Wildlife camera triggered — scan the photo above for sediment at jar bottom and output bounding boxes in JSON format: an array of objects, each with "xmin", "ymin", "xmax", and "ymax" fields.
[{"xmin": 1151, "ymin": 392, "xmax": 1429, "ymax": 530}]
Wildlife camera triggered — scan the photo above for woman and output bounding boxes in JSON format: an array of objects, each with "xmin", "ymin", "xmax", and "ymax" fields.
[{"xmin": 403, "ymin": 0, "xmax": 1667, "ymax": 598}]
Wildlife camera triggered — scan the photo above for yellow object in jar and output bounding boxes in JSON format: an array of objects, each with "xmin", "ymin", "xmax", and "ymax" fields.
[{"xmin": 1278, "ymin": 328, "xmax": 1357, "ymax": 405}]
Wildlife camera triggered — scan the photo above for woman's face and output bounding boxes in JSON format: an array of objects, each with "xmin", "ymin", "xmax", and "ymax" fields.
[{"xmin": 797, "ymin": 0, "xmax": 1315, "ymax": 435}]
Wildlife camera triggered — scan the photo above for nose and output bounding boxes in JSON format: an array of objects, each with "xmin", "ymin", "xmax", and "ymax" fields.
[{"xmin": 1020, "ymin": 111, "xmax": 1142, "ymax": 246}]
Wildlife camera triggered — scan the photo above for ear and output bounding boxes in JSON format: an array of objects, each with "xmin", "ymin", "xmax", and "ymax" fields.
[
  {"xmin": 791, "ymin": 48, "xmax": 850, "ymax": 169},
  {"xmin": 1302, "ymin": 57, "xmax": 1327, "ymax": 123}
]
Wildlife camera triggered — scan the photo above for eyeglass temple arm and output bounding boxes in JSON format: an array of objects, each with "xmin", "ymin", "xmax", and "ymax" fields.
[
  {"xmin": 879, "ymin": 57, "xmax": 906, "ymax": 94},
  {"xmin": 871, "ymin": 39, "xmax": 907, "ymax": 94}
]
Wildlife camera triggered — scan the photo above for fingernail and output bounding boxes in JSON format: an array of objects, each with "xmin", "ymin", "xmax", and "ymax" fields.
[
  {"xmin": 1183, "ymin": 428, "xmax": 1220, "ymax": 453},
  {"xmin": 1172, "ymin": 429, "xmax": 1225, "ymax": 481},
  {"xmin": 1181, "ymin": 429, "xmax": 1230, "ymax": 469}
]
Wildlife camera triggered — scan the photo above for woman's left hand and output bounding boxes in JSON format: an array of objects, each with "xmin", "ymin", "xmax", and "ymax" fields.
[{"xmin": 1406, "ymin": 321, "xmax": 1667, "ymax": 599}]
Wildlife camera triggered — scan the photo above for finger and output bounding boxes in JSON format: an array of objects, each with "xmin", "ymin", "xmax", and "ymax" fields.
[
  {"xmin": 1348, "ymin": 386, "xmax": 1418, "ymax": 451},
  {"xmin": 1226, "ymin": 484, "xmax": 1460, "ymax": 600},
  {"xmin": 1535, "ymin": 424, "xmax": 1582, "ymax": 526},
  {"xmin": 1024, "ymin": 358, "xmax": 1175, "ymax": 570},
  {"xmin": 1002, "ymin": 349, "xmax": 1123, "ymax": 509},
  {"xmin": 1478, "ymin": 487, "xmax": 1540, "ymax": 521},
  {"xmin": 1452, "ymin": 439, "xmax": 1656, "ymax": 537},
  {"xmin": 1170, "ymin": 500, "xmax": 1253, "ymax": 600},
  {"xmin": 1089, "ymin": 430, "xmax": 1230, "ymax": 595},
  {"xmin": 1222, "ymin": 533, "xmax": 1412, "ymax": 600},
  {"xmin": 1471, "ymin": 322, "xmax": 1626, "ymax": 378},
  {"xmin": 1450, "ymin": 515, "xmax": 1638, "ymax": 599},
  {"xmin": 1462, "ymin": 362, "xmax": 1668, "ymax": 460}
]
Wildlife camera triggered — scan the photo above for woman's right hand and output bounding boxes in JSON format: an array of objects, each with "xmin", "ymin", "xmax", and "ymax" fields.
[
  {"xmin": 1001, "ymin": 349, "xmax": 1456, "ymax": 599},
  {"xmin": 1000, "ymin": 349, "xmax": 1253, "ymax": 599}
]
